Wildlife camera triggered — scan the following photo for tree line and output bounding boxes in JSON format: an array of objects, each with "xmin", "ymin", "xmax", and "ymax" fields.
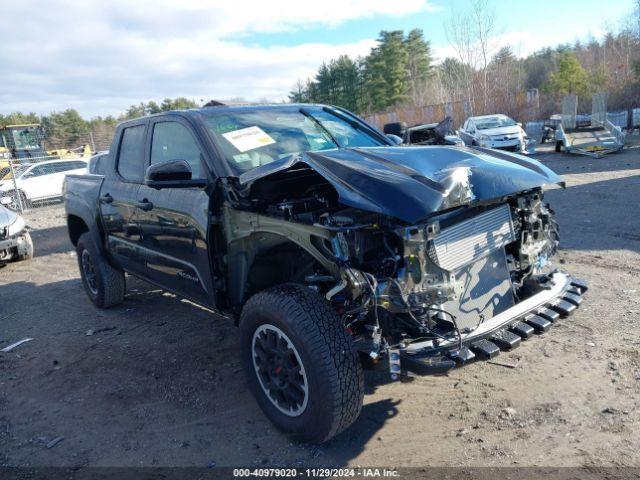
[
  {"xmin": 0, "ymin": 97, "xmax": 199, "ymax": 151},
  {"xmin": 289, "ymin": 29, "xmax": 434, "ymax": 114},
  {"xmin": 289, "ymin": 0, "xmax": 640, "ymax": 122}
]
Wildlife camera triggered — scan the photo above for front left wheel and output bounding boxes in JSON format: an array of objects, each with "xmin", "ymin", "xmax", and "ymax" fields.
[{"xmin": 240, "ymin": 284, "xmax": 364, "ymax": 444}]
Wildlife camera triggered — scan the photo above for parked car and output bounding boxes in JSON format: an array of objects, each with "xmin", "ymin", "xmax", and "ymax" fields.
[
  {"xmin": 459, "ymin": 114, "xmax": 528, "ymax": 152},
  {"xmin": 0, "ymin": 158, "xmax": 88, "ymax": 209},
  {"xmin": 0, "ymin": 199, "xmax": 33, "ymax": 263},
  {"xmin": 64, "ymin": 104, "xmax": 585, "ymax": 443},
  {"xmin": 383, "ymin": 116, "xmax": 464, "ymax": 146}
]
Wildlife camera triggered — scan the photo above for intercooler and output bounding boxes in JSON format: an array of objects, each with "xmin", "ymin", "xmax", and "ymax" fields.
[{"xmin": 429, "ymin": 205, "xmax": 517, "ymax": 332}]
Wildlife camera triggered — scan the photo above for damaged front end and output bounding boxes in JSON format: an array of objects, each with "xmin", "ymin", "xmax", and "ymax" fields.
[
  {"xmin": 222, "ymin": 146, "xmax": 586, "ymax": 378},
  {"xmin": 322, "ymin": 192, "xmax": 585, "ymax": 378}
]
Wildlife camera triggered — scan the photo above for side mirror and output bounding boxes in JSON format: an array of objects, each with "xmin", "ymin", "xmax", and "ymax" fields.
[
  {"xmin": 144, "ymin": 160, "xmax": 207, "ymax": 189},
  {"xmin": 386, "ymin": 134, "xmax": 403, "ymax": 145}
]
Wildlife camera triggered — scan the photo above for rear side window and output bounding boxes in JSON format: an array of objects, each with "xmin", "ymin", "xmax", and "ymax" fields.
[
  {"xmin": 150, "ymin": 122, "xmax": 205, "ymax": 179},
  {"xmin": 53, "ymin": 161, "xmax": 74, "ymax": 172},
  {"xmin": 71, "ymin": 161, "xmax": 87, "ymax": 170},
  {"xmin": 117, "ymin": 125, "xmax": 146, "ymax": 181},
  {"xmin": 31, "ymin": 164, "xmax": 55, "ymax": 176}
]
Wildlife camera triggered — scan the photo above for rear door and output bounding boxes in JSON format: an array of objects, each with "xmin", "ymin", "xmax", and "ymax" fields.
[
  {"xmin": 135, "ymin": 117, "xmax": 216, "ymax": 307},
  {"xmin": 22, "ymin": 163, "xmax": 57, "ymax": 200},
  {"xmin": 99, "ymin": 121, "xmax": 148, "ymax": 275},
  {"xmin": 49, "ymin": 161, "xmax": 75, "ymax": 197}
]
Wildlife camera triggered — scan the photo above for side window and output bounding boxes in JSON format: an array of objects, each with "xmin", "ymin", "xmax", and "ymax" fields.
[
  {"xmin": 150, "ymin": 122, "xmax": 205, "ymax": 179},
  {"xmin": 53, "ymin": 162, "xmax": 72, "ymax": 172},
  {"xmin": 31, "ymin": 164, "xmax": 54, "ymax": 176},
  {"xmin": 117, "ymin": 125, "xmax": 146, "ymax": 181},
  {"xmin": 26, "ymin": 166, "xmax": 41, "ymax": 177}
]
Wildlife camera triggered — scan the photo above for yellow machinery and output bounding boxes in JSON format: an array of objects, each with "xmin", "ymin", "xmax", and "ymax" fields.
[{"xmin": 0, "ymin": 124, "xmax": 92, "ymax": 179}]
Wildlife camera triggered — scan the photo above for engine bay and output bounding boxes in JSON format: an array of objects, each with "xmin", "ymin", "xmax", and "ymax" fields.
[{"xmin": 225, "ymin": 163, "xmax": 561, "ymax": 366}]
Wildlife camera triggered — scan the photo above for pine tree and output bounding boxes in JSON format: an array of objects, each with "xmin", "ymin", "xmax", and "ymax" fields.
[{"xmin": 404, "ymin": 29, "xmax": 433, "ymax": 106}]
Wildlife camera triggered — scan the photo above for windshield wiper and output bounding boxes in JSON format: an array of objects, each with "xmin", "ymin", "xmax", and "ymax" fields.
[
  {"xmin": 321, "ymin": 106, "xmax": 389, "ymax": 144},
  {"xmin": 299, "ymin": 108, "xmax": 341, "ymax": 148}
]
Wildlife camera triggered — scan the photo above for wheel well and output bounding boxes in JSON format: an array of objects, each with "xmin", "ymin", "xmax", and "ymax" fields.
[
  {"xmin": 67, "ymin": 215, "xmax": 89, "ymax": 246},
  {"xmin": 246, "ymin": 242, "xmax": 320, "ymax": 296},
  {"xmin": 226, "ymin": 235, "xmax": 333, "ymax": 310}
]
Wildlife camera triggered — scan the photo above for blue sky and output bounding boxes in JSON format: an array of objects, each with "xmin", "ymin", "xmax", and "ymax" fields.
[
  {"xmin": 0, "ymin": 0, "xmax": 634, "ymax": 118},
  {"xmin": 241, "ymin": 0, "xmax": 633, "ymax": 58}
]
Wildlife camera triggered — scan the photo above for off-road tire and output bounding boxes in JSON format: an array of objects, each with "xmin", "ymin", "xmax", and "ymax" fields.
[
  {"xmin": 76, "ymin": 232, "xmax": 125, "ymax": 308},
  {"xmin": 240, "ymin": 284, "xmax": 364, "ymax": 443},
  {"xmin": 16, "ymin": 231, "xmax": 33, "ymax": 260}
]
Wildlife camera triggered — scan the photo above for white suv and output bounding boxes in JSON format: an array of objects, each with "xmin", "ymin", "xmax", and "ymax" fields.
[{"xmin": 0, "ymin": 159, "xmax": 88, "ymax": 208}]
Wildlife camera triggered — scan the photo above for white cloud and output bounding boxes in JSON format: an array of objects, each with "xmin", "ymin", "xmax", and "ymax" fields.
[
  {"xmin": 432, "ymin": 25, "xmax": 608, "ymax": 65},
  {"xmin": 1, "ymin": 0, "xmax": 439, "ymax": 117}
]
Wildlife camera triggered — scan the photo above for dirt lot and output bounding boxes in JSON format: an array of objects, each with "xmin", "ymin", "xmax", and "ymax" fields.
[{"xmin": 1, "ymin": 146, "xmax": 639, "ymax": 469}]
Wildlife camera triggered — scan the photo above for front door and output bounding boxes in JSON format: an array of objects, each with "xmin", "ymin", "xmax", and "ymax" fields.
[
  {"xmin": 136, "ymin": 118, "xmax": 215, "ymax": 307},
  {"xmin": 99, "ymin": 122, "xmax": 147, "ymax": 276}
]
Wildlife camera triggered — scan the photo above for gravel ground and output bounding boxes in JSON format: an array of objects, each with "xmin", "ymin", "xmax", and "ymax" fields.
[{"xmin": 1, "ymin": 147, "xmax": 639, "ymax": 469}]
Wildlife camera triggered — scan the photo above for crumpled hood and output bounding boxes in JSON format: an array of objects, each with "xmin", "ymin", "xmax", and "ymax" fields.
[
  {"xmin": 477, "ymin": 125, "xmax": 523, "ymax": 137},
  {"xmin": 0, "ymin": 204, "xmax": 18, "ymax": 228},
  {"xmin": 238, "ymin": 146, "xmax": 564, "ymax": 224}
]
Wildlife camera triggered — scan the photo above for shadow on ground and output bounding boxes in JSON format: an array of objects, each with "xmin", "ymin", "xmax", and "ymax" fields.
[
  {"xmin": 30, "ymin": 225, "xmax": 71, "ymax": 258},
  {"xmin": 1, "ymin": 276, "xmax": 399, "ymax": 468},
  {"xmin": 545, "ymin": 173, "xmax": 640, "ymax": 253}
]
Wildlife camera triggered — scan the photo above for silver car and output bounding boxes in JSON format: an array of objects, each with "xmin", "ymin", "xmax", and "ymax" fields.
[{"xmin": 0, "ymin": 200, "xmax": 33, "ymax": 263}]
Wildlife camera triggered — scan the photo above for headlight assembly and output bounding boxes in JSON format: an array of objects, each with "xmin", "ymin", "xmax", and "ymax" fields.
[
  {"xmin": 478, "ymin": 134, "xmax": 491, "ymax": 147},
  {"xmin": 7, "ymin": 215, "xmax": 26, "ymax": 237}
]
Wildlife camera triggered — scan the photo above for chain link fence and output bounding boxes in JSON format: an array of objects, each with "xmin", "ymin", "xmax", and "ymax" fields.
[{"xmin": 0, "ymin": 124, "xmax": 115, "ymax": 214}]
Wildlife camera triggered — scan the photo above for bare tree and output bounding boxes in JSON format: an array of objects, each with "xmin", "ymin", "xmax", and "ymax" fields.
[
  {"xmin": 445, "ymin": 8, "xmax": 479, "ymax": 112},
  {"xmin": 445, "ymin": 0, "xmax": 499, "ymax": 115},
  {"xmin": 471, "ymin": 0, "xmax": 499, "ymax": 112}
]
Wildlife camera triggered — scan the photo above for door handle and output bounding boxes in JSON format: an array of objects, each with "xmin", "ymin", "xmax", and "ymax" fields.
[
  {"xmin": 136, "ymin": 199, "xmax": 153, "ymax": 211},
  {"xmin": 99, "ymin": 194, "xmax": 113, "ymax": 204}
]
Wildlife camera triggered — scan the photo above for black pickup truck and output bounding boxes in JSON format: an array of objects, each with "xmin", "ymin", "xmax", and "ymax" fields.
[{"xmin": 64, "ymin": 104, "xmax": 586, "ymax": 443}]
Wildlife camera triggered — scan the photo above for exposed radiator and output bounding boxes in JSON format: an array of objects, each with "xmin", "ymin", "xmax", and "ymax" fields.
[
  {"xmin": 429, "ymin": 204, "xmax": 515, "ymax": 271},
  {"xmin": 432, "ymin": 204, "xmax": 517, "ymax": 331}
]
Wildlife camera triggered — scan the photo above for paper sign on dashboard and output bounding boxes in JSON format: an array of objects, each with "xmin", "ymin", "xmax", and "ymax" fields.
[{"xmin": 222, "ymin": 126, "xmax": 276, "ymax": 152}]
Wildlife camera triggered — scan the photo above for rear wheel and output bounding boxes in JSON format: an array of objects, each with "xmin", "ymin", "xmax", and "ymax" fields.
[
  {"xmin": 240, "ymin": 284, "xmax": 364, "ymax": 443},
  {"xmin": 76, "ymin": 232, "xmax": 125, "ymax": 308}
]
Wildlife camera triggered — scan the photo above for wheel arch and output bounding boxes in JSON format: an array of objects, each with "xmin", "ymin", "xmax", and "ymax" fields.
[
  {"xmin": 67, "ymin": 214, "xmax": 89, "ymax": 246},
  {"xmin": 226, "ymin": 232, "xmax": 337, "ymax": 310}
]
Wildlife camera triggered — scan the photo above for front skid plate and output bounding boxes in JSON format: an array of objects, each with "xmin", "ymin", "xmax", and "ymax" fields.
[{"xmin": 398, "ymin": 273, "xmax": 586, "ymax": 376}]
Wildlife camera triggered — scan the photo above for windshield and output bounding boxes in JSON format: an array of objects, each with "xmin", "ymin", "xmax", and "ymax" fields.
[
  {"xmin": 203, "ymin": 107, "xmax": 386, "ymax": 173},
  {"xmin": 474, "ymin": 116, "xmax": 517, "ymax": 130},
  {"xmin": 8, "ymin": 164, "xmax": 31, "ymax": 178},
  {"xmin": 10, "ymin": 128, "xmax": 41, "ymax": 150}
]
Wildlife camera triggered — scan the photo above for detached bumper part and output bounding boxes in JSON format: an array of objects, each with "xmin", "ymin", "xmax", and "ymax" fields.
[{"xmin": 395, "ymin": 273, "xmax": 586, "ymax": 377}]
